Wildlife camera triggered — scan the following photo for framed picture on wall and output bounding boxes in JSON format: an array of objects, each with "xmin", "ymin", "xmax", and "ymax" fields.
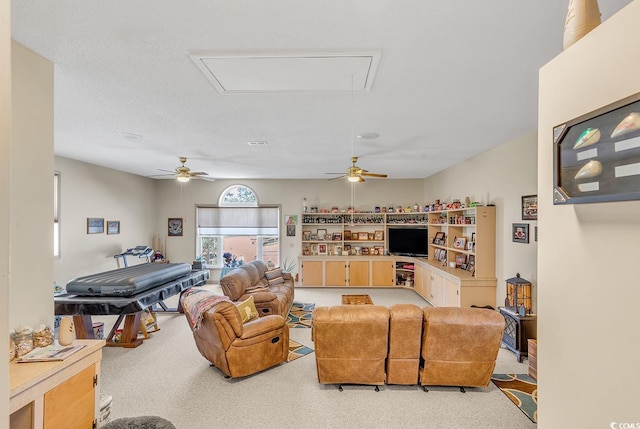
[
  {"xmin": 521, "ymin": 194, "xmax": 538, "ymax": 220},
  {"xmin": 168, "ymin": 218, "xmax": 183, "ymax": 237},
  {"xmin": 512, "ymin": 223, "xmax": 529, "ymax": 243},
  {"xmin": 106, "ymin": 220, "xmax": 120, "ymax": 235},
  {"xmin": 87, "ymin": 218, "xmax": 104, "ymax": 234}
]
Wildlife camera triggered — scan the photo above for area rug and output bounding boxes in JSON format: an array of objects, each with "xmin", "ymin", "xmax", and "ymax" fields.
[
  {"xmin": 341, "ymin": 294, "xmax": 373, "ymax": 305},
  {"xmin": 492, "ymin": 374, "xmax": 538, "ymax": 424},
  {"xmin": 286, "ymin": 301, "xmax": 315, "ymax": 328},
  {"xmin": 287, "ymin": 339, "xmax": 314, "ymax": 363}
]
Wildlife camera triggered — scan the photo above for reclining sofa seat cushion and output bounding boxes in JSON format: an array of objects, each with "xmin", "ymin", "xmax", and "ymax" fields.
[
  {"xmin": 419, "ymin": 307, "xmax": 505, "ymax": 388},
  {"xmin": 386, "ymin": 304, "xmax": 423, "ymax": 385},
  {"xmin": 312, "ymin": 305, "xmax": 389, "ymax": 386},
  {"xmin": 182, "ymin": 295, "xmax": 289, "ymax": 379}
]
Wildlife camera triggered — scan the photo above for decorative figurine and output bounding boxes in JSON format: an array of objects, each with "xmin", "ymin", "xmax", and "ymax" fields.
[
  {"xmin": 574, "ymin": 159, "xmax": 603, "ymax": 180},
  {"xmin": 573, "ymin": 127, "xmax": 600, "ymax": 149},
  {"xmin": 611, "ymin": 112, "xmax": 640, "ymax": 138}
]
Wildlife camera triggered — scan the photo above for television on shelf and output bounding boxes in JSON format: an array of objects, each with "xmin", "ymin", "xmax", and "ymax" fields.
[{"xmin": 387, "ymin": 227, "xmax": 428, "ymax": 257}]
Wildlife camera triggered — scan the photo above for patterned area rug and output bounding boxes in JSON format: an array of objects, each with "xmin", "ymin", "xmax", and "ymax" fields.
[
  {"xmin": 286, "ymin": 301, "xmax": 315, "ymax": 328},
  {"xmin": 287, "ymin": 339, "xmax": 314, "ymax": 363},
  {"xmin": 492, "ymin": 374, "xmax": 538, "ymax": 423}
]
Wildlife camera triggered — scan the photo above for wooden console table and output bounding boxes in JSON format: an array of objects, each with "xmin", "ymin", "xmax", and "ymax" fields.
[{"xmin": 10, "ymin": 339, "xmax": 105, "ymax": 429}]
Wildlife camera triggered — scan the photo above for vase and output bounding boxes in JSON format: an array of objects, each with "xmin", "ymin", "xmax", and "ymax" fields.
[
  {"xmin": 58, "ymin": 316, "xmax": 75, "ymax": 346},
  {"xmin": 563, "ymin": 0, "xmax": 601, "ymax": 50}
]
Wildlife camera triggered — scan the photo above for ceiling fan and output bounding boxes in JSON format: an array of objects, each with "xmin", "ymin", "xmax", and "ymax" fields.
[
  {"xmin": 326, "ymin": 156, "xmax": 388, "ymax": 182},
  {"xmin": 151, "ymin": 157, "xmax": 214, "ymax": 182}
]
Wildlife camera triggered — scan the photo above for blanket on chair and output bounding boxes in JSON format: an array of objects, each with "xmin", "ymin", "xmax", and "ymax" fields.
[{"xmin": 181, "ymin": 288, "xmax": 231, "ymax": 331}]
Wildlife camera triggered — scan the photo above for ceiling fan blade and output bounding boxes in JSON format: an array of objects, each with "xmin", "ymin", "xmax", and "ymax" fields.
[
  {"xmin": 191, "ymin": 176, "xmax": 215, "ymax": 181},
  {"xmin": 148, "ymin": 173, "xmax": 176, "ymax": 178},
  {"xmin": 157, "ymin": 168, "xmax": 175, "ymax": 174},
  {"xmin": 361, "ymin": 172, "xmax": 387, "ymax": 178},
  {"xmin": 328, "ymin": 175, "xmax": 347, "ymax": 180},
  {"xmin": 189, "ymin": 172, "xmax": 208, "ymax": 176}
]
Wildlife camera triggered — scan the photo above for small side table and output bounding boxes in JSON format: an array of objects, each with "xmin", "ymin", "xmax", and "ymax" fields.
[{"xmin": 498, "ymin": 307, "xmax": 537, "ymax": 363}]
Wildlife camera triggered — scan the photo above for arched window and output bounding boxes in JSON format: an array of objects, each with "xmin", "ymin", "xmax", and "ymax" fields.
[
  {"xmin": 197, "ymin": 185, "xmax": 280, "ymax": 269},
  {"xmin": 219, "ymin": 185, "xmax": 258, "ymax": 206}
]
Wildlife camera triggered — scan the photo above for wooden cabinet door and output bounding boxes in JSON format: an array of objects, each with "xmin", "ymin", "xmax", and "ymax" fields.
[
  {"xmin": 414, "ymin": 265, "xmax": 425, "ymax": 297},
  {"xmin": 325, "ymin": 260, "xmax": 347, "ymax": 286},
  {"xmin": 431, "ymin": 272, "xmax": 444, "ymax": 307},
  {"xmin": 44, "ymin": 364, "xmax": 96, "ymax": 429},
  {"xmin": 371, "ymin": 260, "xmax": 394, "ymax": 286},
  {"xmin": 301, "ymin": 260, "xmax": 323, "ymax": 286},
  {"xmin": 443, "ymin": 277, "xmax": 460, "ymax": 307},
  {"xmin": 348, "ymin": 260, "xmax": 370, "ymax": 286}
]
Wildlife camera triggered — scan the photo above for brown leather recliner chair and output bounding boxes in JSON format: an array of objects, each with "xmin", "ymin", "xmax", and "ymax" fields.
[
  {"xmin": 182, "ymin": 296, "xmax": 289, "ymax": 378},
  {"xmin": 419, "ymin": 307, "xmax": 505, "ymax": 390},
  {"xmin": 386, "ymin": 304, "xmax": 423, "ymax": 385},
  {"xmin": 312, "ymin": 305, "xmax": 389, "ymax": 390}
]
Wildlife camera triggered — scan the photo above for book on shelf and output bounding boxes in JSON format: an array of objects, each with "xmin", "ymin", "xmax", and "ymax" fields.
[{"xmin": 17, "ymin": 344, "xmax": 86, "ymax": 363}]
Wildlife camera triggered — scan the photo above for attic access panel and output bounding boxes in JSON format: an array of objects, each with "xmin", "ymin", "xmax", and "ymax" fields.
[
  {"xmin": 189, "ymin": 52, "xmax": 380, "ymax": 93},
  {"xmin": 553, "ymin": 92, "xmax": 640, "ymax": 204}
]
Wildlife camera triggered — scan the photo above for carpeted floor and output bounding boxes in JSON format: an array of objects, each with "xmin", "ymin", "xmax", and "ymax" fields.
[
  {"xmin": 286, "ymin": 301, "xmax": 315, "ymax": 328},
  {"xmin": 287, "ymin": 339, "xmax": 314, "ymax": 363},
  {"xmin": 492, "ymin": 374, "xmax": 538, "ymax": 423}
]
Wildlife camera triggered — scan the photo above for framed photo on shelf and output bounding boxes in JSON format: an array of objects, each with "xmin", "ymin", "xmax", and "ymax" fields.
[
  {"xmin": 311, "ymin": 244, "xmax": 318, "ymax": 255},
  {"xmin": 302, "ymin": 230, "xmax": 311, "ymax": 241},
  {"xmin": 318, "ymin": 243, "xmax": 328, "ymax": 255},
  {"xmin": 374, "ymin": 230, "xmax": 384, "ymax": 241},
  {"xmin": 453, "ymin": 237, "xmax": 466, "ymax": 249},
  {"xmin": 455, "ymin": 254, "xmax": 466, "ymax": 268},
  {"xmin": 368, "ymin": 232, "xmax": 375, "ymax": 240},
  {"xmin": 331, "ymin": 232, "xmax": 342, "ymax": 241},
  {"xmin": 316, "ymin": 229, "xmax": 327, "ymax": 240},
  {"xmin": 521, "ymin": 194, "xmax": 538, "ymax": 220},
  {"xmin": 343, "ymin": 230, "xmax": 351, "ymax": 240},
  {"xmin": 106, "ymin": 220, "xmax": 120, "ymax": 235},
  {"xmin": 433, "ymin": 231, "xmax": 445, "ymax": 245},
  {"xmin": 466, "ymin": 241, "xmax": 474, "ymax": 251},
  {"xmin": 512, "ymin": 223, "xmax": 529, "ymax": 243},
  {"xmin": 87, "ymin": 218, "xmax": 104, "ymax": 234},
  {"xmin": 358, "ymin": 232, "xmax": 369, "ymax": 240},
  {"xmin": 467, "ymin": 255, "xmax": 476, "ymax": 274}
]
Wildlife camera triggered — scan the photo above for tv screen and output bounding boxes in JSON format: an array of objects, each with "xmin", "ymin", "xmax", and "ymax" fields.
[{"xmin": 388, "ymin": 227, "xmax": 428, "ymax": 257}]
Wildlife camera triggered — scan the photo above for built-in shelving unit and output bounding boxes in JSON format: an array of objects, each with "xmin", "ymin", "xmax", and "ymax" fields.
[{"xmin": 298, "ymin": 206, "xmax": 497, "ymax": 308}]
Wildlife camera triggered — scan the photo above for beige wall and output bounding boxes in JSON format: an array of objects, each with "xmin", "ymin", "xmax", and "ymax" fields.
[
  {"xmin": 54, "ymin": 157, "xmax": 158, "ymax": 285},
  {"xmin": 10, "ymin": 42, "xmax": 54, "ymax": 329},
  {"xmin": 424, "ymin": 131, "xmax": 538, "ymax": 311},
  {"xmin": 1, "ymin": 0, "xmax": 11, "ymax": 422},
  {"xmin": 538, "ymin": 2, "xmax": 640, "ymax": 426},
  {"xmin": 154, "ymin": 178, "xmax": 425, "ymax": 277}
]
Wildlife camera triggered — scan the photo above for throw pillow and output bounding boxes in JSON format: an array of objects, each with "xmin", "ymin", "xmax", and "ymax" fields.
[
  {"xmin": 265, "ymin": 268, "xmax": 284, "ymax": 286},
  {"xmin": 236, "ymin": 295, "xmax": 259, "ymax": 323}
]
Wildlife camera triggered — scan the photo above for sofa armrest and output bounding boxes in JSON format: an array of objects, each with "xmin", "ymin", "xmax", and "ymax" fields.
[
  {"xmin": 282, "ymin": 271, "xmax": 293, "ymax": 281},
  {"xmin": 240, "ymin": 315, "xmax": 286, "ymax": 340}
]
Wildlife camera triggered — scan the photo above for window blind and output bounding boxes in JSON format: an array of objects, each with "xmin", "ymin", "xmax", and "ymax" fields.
[{"xmin": 197, "ymin": 206, "xmax": 280, "ymax": 235}]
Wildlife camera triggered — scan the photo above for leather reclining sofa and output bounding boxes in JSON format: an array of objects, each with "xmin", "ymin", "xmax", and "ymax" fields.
[
  {"xmin": 312, "ymin": 305, "xmax": 505, "ymax": 391},
  {"xmin": 220, "ymin": 260, "xmax": 294, "ymax": 318}
]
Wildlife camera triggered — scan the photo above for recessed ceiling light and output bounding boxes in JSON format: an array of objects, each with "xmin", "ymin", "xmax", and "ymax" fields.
[
  {"xmin": 247, "ymin": 141, "xmax": 268, "ymax": 146},
  {"xmin": 356, "ymin": 132, "xmax": 380, "ymax": 140}
]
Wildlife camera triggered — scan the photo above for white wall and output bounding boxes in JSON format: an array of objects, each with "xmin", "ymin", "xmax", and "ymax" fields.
[
  {"xmin": 10, "ymin": 41, "xmax": 54, "ymax": 329},
  {"xmin": 54, "ymin": 157, "xmax": 157, "ymax": 285},
  {"xmin": 153, "ymin": 178, "xmax": 425, "ymax": 277},
  {"xmin": 538, "ymin": 2, "xmax": 640, "ymax": 426},
  {"xmin": 1, "ymin": 0, "xmax": 11, "ymax": 422},
  {"xmin": 423, "ymin": 131, "xmax": 538, "ymax": 311}
]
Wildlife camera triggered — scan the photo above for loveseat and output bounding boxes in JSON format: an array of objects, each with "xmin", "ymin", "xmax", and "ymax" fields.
[
  {"xmin": 312, "ymin": 305, "xmax": 504, "ymax": 390},
  {"xmin": 219, "ymin": 260, "xmax": 294, "ymax": 319}
]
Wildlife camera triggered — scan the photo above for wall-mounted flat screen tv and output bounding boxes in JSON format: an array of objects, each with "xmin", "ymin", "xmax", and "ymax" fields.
[{"xmin": 387, "ymin": 227, "xmax": 428, "ymax": 257}]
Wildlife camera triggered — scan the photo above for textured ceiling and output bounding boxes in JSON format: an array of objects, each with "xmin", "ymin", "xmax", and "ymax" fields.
[{"xmin": 10, "ymin": 0, "xmax": 633, "ymax": 180}]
